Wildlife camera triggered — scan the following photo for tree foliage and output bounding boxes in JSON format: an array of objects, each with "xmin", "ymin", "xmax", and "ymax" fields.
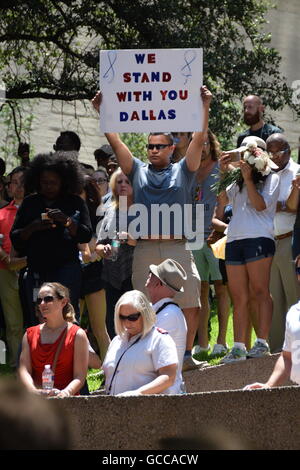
[{"xmin": 0, "ymin": 0, "xmax": 298, "ymax": 142}]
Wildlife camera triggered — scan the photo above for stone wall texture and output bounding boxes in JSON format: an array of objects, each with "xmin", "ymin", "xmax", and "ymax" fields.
[{"xmin": 55, "ymin": 355, "xmax": 300, "ymax": 450}]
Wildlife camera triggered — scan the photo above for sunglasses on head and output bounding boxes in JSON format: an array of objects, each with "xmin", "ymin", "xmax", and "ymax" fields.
[
  {"xmin": 146, "ymin": 144, "xmax": 172, "ymax": 150},
  {"xmin": 36, "ymin": 295, "xmax": 55, "ymax": 305},
  {"xmin": 119, "ymin": 312, "xmax": 141, "ymax": 322},
  {"xmin": 295, "ymin": 266, "xmax": 300, "ymax": 275}
]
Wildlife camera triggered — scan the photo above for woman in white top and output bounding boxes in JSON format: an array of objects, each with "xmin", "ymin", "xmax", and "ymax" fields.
[
  {"xmin": 102, "ymin": 290, "xmax": 178, "ymax": 396},
  {"xmin": 217, "ymin": 137, "xmax": 280, "ymax": 363}
]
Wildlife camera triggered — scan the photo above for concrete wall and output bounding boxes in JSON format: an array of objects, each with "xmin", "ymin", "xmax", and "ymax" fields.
[
  {"xmin": 265, "ymin": 1, "xmax": 300, "ymax": 150},
  {"xmin": 56, "ymin": 355, "xmax": 300, "ymax": 450}
]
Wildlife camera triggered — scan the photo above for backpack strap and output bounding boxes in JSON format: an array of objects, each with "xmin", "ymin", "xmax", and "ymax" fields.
[{"xmin": 155, "ymin": 301, "xmax": 179, "ymax": 315}]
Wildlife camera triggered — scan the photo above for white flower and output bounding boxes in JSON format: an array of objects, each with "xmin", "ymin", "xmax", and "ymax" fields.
[
  {"xmin": 246, "ymin": 142, "xmax": 257, "ymax": 152},
  {"xmin": 247, "ymin": 155, "xmax": 256, "ymax": 165},
  {"xmin": 261, "ymin": 167, "xmax": 271, "ymax": 176},
  {"xmin": 254, "ymin": 156, "xmax": 266, "ymax": 171}
]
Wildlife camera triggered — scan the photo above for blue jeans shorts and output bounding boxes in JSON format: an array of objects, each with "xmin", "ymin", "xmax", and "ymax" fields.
[{"xmin": 225, "ymin": 237, "xmax": 275, "ymax": 265}]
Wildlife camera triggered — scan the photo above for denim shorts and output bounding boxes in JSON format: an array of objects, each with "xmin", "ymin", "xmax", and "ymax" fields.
[{"xmin": 225, "ymin": 237, "xmax": 275, "ymax": 265}]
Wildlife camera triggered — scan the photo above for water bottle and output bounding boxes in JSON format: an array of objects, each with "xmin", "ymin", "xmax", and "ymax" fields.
[
  {"xmin": 42, "ymin": 364, "xmax": 54, "ymax": 390},
  {"xmin": 110, "ymin": 232, "xmax": 121, "ymax": 262},
  {"xmin": 180, "ymin": 380, "xmax": 187, "ymax": 395}
]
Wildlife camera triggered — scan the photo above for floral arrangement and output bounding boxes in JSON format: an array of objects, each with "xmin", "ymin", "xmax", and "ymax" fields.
[{"xmin": 211, "ymin": 140, "xmax": 277, "ymax": 195}]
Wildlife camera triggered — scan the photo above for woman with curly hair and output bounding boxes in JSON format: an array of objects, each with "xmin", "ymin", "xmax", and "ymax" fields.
[{"xmin": 10, "ymin": 153, "xmax": 92, "ymax": 324}]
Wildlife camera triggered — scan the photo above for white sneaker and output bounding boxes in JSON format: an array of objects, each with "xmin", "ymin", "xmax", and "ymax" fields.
[
  {"xmin": 211, "ymin": 343, "xmax": 228, "ymax": 355},
  {"xmin": 192, "ymin": 344, "xmax": 210, "ymax": 356},
  {"xmin": 247, "ymin": 340, "xmax": 270, "ymax": 358},
  {"xmin": 220, "ymin": 347, "xmax": 247, "ymax": 364}
]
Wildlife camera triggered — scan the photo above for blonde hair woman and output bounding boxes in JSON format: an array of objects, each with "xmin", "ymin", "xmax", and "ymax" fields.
[
  {"xmin": 19, "ymin": 282, "xmax": 89, "ymax": 398},
  {"xmin": 96, "ymin": 169, "xmax": 136, "ymax": 340},
  {"xmin": 102, "ymin": 290, "xmax": 178, "ymax": 396}
]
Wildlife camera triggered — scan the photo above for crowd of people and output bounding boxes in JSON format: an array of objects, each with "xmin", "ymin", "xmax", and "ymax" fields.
[{"xmin": 0, "ymin": 87, "xmax": 300, "ymax": 398}]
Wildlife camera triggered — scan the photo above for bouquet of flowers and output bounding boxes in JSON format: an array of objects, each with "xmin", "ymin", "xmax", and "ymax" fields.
[{"xmin": 211, "ymin": 138, "xmax": 278, "ymax": 195}]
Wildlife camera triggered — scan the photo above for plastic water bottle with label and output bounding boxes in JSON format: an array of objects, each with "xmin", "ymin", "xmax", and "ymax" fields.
[
  {"xmin": 110, "ymin": 232, "xmax": 121, "ymax": 262},
  {"xmin": 42, "ymin": 364, "xmax": 54, "ymax": 390}
]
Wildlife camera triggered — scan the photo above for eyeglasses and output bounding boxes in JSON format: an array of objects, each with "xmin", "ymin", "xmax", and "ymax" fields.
[
  {"xmin": 119, "ymin": 312, "xmax": 141, "ymax": 322},
  {"xmin": 94, "ymin": 178, "xmax": 108, "ymax": 184},
  {"xmin": 36, "ymin": 295, "xmax": 56, "ymax": 305},
  {"xmin": 146, "ymin": 144, "xmax": 172, "ymax": 150},
  {"xmin": 268, "ymin": 149, "xmax": 289, "ymax": 158},
  {"xmin": 295, "ymin": 266, "xmax": 300, "ymax": 275}
]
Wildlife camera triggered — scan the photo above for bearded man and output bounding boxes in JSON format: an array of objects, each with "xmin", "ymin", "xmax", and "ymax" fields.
[{"xmin": 237, "ymin": 95, "xmax": 282, "ymax": 147}]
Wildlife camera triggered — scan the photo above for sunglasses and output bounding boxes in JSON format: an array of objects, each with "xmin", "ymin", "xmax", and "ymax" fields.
[
  {"xmin": 119, "ymin": 312, "xmax": 141, "ymax": 322},
  {"xmin": 295, "ymin": 267, "xmax": 300, "ymax": 275},
  {"xmin": 36, "ymin": 295, "xmax": 56, "ymax": 305},
  {"xmin": 146, "ymin": 144, "xmax": 172, "ymax": 150}
]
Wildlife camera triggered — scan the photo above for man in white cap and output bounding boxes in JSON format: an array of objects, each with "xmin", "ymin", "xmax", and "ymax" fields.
[{"xmin": 145, "ymin": 259, "xmax": 205, "ymax": 384}]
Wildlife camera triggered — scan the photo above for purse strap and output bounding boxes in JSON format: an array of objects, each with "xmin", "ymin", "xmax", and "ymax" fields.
[
  {"xmin": 52, "ymin": 326, "xmax": 68, "ymax": 374},
  {"xmin": 108, "ymin": 336, "xmax": 141, "ymax": 394}
]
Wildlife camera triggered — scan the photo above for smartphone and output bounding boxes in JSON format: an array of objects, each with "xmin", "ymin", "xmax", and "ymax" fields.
[{"xmin": 226, "ymin": 150, "xmax": 241, "ymax": 162}]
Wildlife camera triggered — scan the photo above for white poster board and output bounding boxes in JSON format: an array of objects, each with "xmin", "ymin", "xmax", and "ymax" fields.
[{"xmin": 100, "ymin": 48, "xmax": 203, "ymax": 133}]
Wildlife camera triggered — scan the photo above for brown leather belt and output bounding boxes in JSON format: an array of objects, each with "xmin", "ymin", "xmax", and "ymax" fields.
[{"xmin": 274, "ymin": 231, "xmax": 293, "ymax": 240}]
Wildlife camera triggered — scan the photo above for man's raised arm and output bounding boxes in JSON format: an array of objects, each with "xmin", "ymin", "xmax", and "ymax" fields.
[
  {"xmin": 185, "ymin": 85, "xmax": 212, "ymax": 172},
  {"xmin": 91, "ymin": 92, "xmax": 134, "ymax": 175}
]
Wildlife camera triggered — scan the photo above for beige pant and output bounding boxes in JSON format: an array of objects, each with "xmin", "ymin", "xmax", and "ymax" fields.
[
  {"xmin": 132, "ymin": 239, "xmax": 201, "ymax": 309},
  {"xmin": 269, "ymin": 236, "xmax": 300, "ymax": 353},
  {"xmin": 0, "ymin": 269, "xmax": 24, "ymax": 367}
]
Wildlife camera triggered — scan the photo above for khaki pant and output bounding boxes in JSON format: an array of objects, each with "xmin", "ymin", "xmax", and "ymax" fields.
[
  {"xmin": 0, "ymin": 269, "xmax": 24, "ymax": 367},
  {"xmin": 269, "ymin": 236, "xmax": 300, "ymax": 353}
]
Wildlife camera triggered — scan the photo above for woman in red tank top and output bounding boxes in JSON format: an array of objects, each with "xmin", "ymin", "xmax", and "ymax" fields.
[{"xmin": 19, "ymin": 282, "xmax": 89, "ymax": 397}]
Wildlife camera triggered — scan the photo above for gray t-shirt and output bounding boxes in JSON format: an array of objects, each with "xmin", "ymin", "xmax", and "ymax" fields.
[
  {"xmin": 191, "ymin": 162, "xmax": 219, "ymax": 239},
  {"xmin": 128, "ymin": 157, "xmax": 196, "ymax": 238}
]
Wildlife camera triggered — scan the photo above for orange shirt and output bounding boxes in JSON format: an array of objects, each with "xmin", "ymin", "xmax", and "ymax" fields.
[
  {"xmin": 0, "ymin": 200, "xmax": 18, "ymax": 269},
  {"xmin": 26, "ymin": 324, "xmax": 80, "ymax": 391}
]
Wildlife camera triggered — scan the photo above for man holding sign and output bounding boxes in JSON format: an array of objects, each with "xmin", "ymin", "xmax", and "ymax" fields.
[{"xmin": 92, "ymin": 48, "xmax": 211, "ymax": 370}]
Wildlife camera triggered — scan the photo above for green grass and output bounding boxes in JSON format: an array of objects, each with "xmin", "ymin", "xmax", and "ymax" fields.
[{"xmin": 193, "ymin": 297, "xmax": 255, "ymax": 365}]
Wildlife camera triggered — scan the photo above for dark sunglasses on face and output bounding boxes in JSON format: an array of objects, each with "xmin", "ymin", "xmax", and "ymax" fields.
[
  {"xmin": 36, "ymin": 295, "xmax": 56, "ymax": 305},
  {"xmin": 119, "ymin": 312, "xmax": 141, "ymax": 322},
  {"xmin": 295, "ymin": 266, "xmax": 300, "ymax": 275},
  {"xmin": 146, "ymin": 144, "xmax": 172, "ymax": 150}
]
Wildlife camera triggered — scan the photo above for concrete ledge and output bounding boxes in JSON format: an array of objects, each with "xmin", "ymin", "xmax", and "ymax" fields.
[
  {"xmin": 184, "ymin": 353, "xmax": 294, "ymax": 392},
  {"xmin": 55, "ymin": 355, "xmax": 299, "ymax": 450}
]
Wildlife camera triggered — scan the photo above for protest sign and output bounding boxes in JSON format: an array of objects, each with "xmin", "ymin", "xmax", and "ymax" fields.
[{"xmin": 100, "ymin": 48, "xmax": 203, "ymax": 133}]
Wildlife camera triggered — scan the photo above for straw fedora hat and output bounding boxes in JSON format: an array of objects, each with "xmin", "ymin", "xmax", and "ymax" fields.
[{"xmin": 149, "ymin": 258, "xmax": 187, "ymax": 293}]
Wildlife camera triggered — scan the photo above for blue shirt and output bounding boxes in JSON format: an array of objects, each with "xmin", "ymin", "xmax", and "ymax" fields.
[{"xmin": 128, "ymin": 157, "xmax": 196, "ymax": 237}]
